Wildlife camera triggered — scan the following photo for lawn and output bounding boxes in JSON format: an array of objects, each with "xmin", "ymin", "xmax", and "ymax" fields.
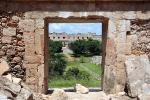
[{"xmin": 48, "ymin": 56, "xmax": 102, "ymax": 88}]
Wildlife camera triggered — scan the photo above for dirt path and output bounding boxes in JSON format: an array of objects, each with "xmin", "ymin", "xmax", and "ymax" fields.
[{"xmin": 62, "ymin": 47, "xmax": 74, "ymax": 62}]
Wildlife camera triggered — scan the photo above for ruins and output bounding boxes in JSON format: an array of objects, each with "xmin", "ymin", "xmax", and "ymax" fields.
[
  {"xmin": 0, "ymin": 0, "xmax": 150, "ymax": 99},
  {"xmin": 49, "ymin": 32, "xmax": 101, "ymax": 46}
]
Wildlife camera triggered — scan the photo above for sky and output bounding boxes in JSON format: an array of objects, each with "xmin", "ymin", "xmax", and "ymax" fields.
[{"xmin": 48, "ymin": 23, "xmax": 102, "ymax": 35}]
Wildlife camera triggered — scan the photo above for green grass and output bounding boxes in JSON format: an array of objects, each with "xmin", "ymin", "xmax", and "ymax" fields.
[
  {"xmin": 48, "ymin": 76, "xmax": 101, "ymax": 88},
  {"xmin": 48, "ymin": 56, "xmax": 102, "ymax": 88}
]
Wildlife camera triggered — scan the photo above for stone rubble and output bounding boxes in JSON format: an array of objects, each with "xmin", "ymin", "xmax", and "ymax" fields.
[
  {"xmin": 125, "ymin": 54, "xmax": 150, "ymax": 98},
  {"xmin": 75, "ymin": 84, "xmax": 89, "ymax": 94},
  {"xmin": 0, "ymin": 77, "xmax": 33, "ymax": 100},
  {"xmin": 49, "ymin": 89, "xmax": 68, "ymax": 100},
  {"xmin": 0, "ymin": 59, "xmax": 9, "ymax": 75}
]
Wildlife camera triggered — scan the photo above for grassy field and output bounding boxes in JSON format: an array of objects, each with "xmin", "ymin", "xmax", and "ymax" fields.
[{"xmin": 48, "ymin": 56, "xmax": 102, "ymax": 88}]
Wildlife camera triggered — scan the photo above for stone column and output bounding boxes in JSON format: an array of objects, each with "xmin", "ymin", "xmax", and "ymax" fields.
[
  {"xmin": 20, "ymin": 18, "xmax": 48, "ymax": 93},
  {"xmin": 103, "ymin": 19, "xmax": 131, "ymax": 94}
]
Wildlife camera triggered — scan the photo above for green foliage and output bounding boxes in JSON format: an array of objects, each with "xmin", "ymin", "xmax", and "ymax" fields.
[
  {"xmin": 64, "ymin": 67, "xmax": 90, "ymax": 80},
  {"xmin": 86, "ymin": 39, "xmax": 102, "ymax": 55},
  {"xmin": 48, "ymin": 40, "xmax": 66, "ymax": 76},
  {"xmin": 48, "ymin": 54, "xmax": 67, "ymax": 76},
  {"xmin": 48, "ymin": 40, "xmax": 63, "ymax": 54},
  {"xmin": 69, "ymin": 39, "xmax": 102, "ymax": 56},
  {"xmin": 77, "ymin": 70, "xmax": 90, "ymax": 80},
  {"xmin": 68, "ymin": 40, "xmax": 86, "ymax": 56},
  {"xmin": 80, "ymin": 56, "xmax": 85, "ymax": 63}
]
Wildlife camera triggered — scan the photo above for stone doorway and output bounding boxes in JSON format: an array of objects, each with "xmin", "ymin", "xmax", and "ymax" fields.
[
  {"xmin": 23, "ymin": 14, "xmax": 130, "ymax": 94},
  {"xmin": 44, "ymin": 16, "xmax": 109, "ymax": 93}
]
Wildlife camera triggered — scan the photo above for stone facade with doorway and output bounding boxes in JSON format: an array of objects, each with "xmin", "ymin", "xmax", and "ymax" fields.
[{"xmin": 0, "ymin": 1, "xmax": 150, "ymax": 98}]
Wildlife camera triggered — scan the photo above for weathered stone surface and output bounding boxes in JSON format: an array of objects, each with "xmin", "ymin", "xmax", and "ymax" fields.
[
  {"xmin": 12, "ymin": 16, "xmax": 20, "ymax": 22},
  {"xmin": 19, "ymin": 19, "xmax": 35, "ymax": 32},
  {"xmin": 37, "ymin": 64, "xmax": 46, "ymax": 93},
  {"xmin": 3, "ymin": 27, "xmax": 16, "ymax": 36},
  {"xmin": 0, "ymin": 77, "xmax": 33, "ymax": 100},
  {"xmin": 12, "ymin": 57, "xmax": 22, "ymax": 63},
  {"xmin": 6, "ymin": 49, "xmax": 16, "ymax": 56},
  {"xmin": 1, "ymin": 18, "xmax": 7, "ymax": 23},
  {"xmin": 24, "ymin": 55, "xmax": 41, "ymax": 64},
  {"xmin": 125, "ymin": 55, "xmax": 150, "ymax": 97},
  {"xmin": 35, "ymin": 29, "xmax": 44, "ymax": 55},
  {"xmin": 0, "ymin": 50, "xmax": 5, "ymax": 56},
  {"xmin": 75, "ymin": 84, "xmax": 89, "ymax": 94},
  {"xmin": 0, "ymin": 77, "xmax": 21, "ymax": 95},
  {"xmin": 2, "ymin": 36, "xmax": 11, "ymax": 44},
  {"xmin": 23, "ymin": 32, "xmax": 35, "ymax": 44},
  {"xmin": 0, "ymin": 2, "xmax": 150, "ymax": 95},
  {"xmin": 138, "ymin": 94, "xmax": 150, "ymax": 100},
  {"xmin": 0, "ymin": 89, "xmax": 13, "ymax": 100},
  {"xmin": 0, "ymin": 59, "xmax": 9, "ymax": 75},
  {"xmin": 35, "ymin": 19, "xmax": 44, "ymax": 29},
  {"xmin": 50, "ymin": 89, "xmax": 68, "ymax": 100},
  {"xmin": 2, "ymin": 74, "xmax": 12, "ymax": 82},
  {"xmin": 12, "ymin": 77, "xmax": 22, "ymax": 84},
  {"xmin": 16, "ymin": 88, "xmax": 33, "ymax": 100}
]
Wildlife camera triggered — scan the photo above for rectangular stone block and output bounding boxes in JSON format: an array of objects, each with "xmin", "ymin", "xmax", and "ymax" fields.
[
  {"xmin": 24, "ymin": 55, "xmax": 41, "ymax": 64},
  {"xmin": 26, "ymin": 64, "xmax": 38, "ymax": 77},
  {"xmin": 35, "ymin": 19, "xmax": 44, "ymax": 29},
  {"xmin": 25, "ymin": 43, "xmax": 35, "ymax": 56},
  {"xmin": 19, "ymin": 19, "xmax": 35, "ymax": 32},
  {"xmin": 116, "ymin": 43, "xmax": 127, "ymax": 54},
  {"xmin": 37, "ymin": 64, "xmax": 45, "ymax": 93},
  {"xmin": 124, "ymin": 42, "xmax": 132, "ymax": 55},
  {"xmin": 35, "ymin": 29, "xmax": 44, "ymax": 55},
  {"xmin": 126, "ymin": 20, "xmax": 131, "ymax": 31},
  {"xmin": 2, "ymin": 36, "xmax": 11, "ymax": 44},
  {"xmin": 118, "ymin": 20, "xmax": 126, "ymax": 32},
  {"xmin": 117, "ymin": 32, "xmax": 126, "ymax": 43},
  {"xmin": 3, "ymin": 27, "xmax": 16, "ymax": 36},
  {"xmin": 105, "ymin": 39, "xmax": 116, "ymax": 66},
  {"xmin": 23, "ymin": 32, "xmax": 35, "ymax": 44},
  {"xmin": 108, "ymin": 20, "xmax": 117, "ymax": 36}
]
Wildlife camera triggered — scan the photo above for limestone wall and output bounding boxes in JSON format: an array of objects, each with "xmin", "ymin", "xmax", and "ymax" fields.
[
  {"xmin": 130, "ymin": 20, "xmax": 150, "ymax": 60},
  {"xmin": 0, "ymin": 1, "xmax": 150, "ymax": 94},
  {"xmin": 0, "ymin": 12, "xmax": 25, "ymax": 79}
]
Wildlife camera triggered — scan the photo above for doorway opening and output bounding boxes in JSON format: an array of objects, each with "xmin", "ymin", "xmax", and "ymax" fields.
[{"xmin": 45, "ymin": 17, "xmax": 108, "ymax": 92}]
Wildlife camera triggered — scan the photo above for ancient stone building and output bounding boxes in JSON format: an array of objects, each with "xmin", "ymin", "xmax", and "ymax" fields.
[
  {"xmin": 49, "ymin": 32, "xmax": 101, "ymax": 46},
  {"xmin": 0, "ymin": 0, "xmax": 150, "ymax": 98}
]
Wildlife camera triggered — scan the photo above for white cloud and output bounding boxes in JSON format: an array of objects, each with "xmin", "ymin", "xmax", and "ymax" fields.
[{"xmin": 48, "ymin": 23, "xmax": 102, "ymax": 35}]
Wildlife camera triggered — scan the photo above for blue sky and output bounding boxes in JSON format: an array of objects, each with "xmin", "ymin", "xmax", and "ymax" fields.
[{"xmin": 48, "ymin": 23, "xmax": 102, "ymax": 35}]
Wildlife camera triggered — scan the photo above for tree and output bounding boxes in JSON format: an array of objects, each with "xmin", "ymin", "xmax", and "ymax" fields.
[
  {"xmin": 69, "ymin": 39, "xmax": 102, "ymax": 56},
  {"xmin": 68, "ymin": 40, "xmax": 86, "ymax": 56},
  {"xmin": 48, "ymin": 40, "xmax": 63, "ymax": 54},
  {"xmin": 48, "ymin": 40, "xmax": 66, "ymax": 76},
  {"xmin": 48, "ymin": 54, "xmax": 67, "ymax": 76},
  {"xmin": 86, "ymin": 39, "xmax": 102, "ymax": 55}
]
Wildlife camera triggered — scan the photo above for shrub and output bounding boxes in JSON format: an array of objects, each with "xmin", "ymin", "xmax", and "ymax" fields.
[
  {"xmin": 77, "ymin": 70, "xmax": 90, "ymax": 80},
  {"xmin": 48, "ymin": 40, "xmax": 63, "ymax": 54},
  {"xmin": 69, "ymin": 39, "xmax": 102, "ymax": 56},
  {"xmin": 48, "ymin": 54, "xmax": 67, "ymax": 76},
  {"xmin": 80, "ymin": 56, "xmax": 85, "ymax": 63},
  {"xmin": 64, "ymin": 67, "xmax": 90, "ymax": 80}
]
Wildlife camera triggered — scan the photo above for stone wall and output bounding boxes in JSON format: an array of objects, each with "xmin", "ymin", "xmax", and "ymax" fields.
[
  {"xmin": 131, "ymin": 20, "xmax": 150, "ymax": 60},
  {"xmin": 0, "ymin": 12, "xmax": 25, "ymax": 79},
  {"xmin": 0, "ymin": 1, "xmax": 150, "ymax": 95}
]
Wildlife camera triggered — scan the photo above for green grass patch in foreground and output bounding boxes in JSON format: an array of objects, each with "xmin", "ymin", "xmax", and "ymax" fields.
[
  {"xmin": 48, "ymin": 76, "xmax": 101, "ymax": 88},
  {"xmin": 48, "ymin": 56, "xmax": 102, "ymax": 88}
]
